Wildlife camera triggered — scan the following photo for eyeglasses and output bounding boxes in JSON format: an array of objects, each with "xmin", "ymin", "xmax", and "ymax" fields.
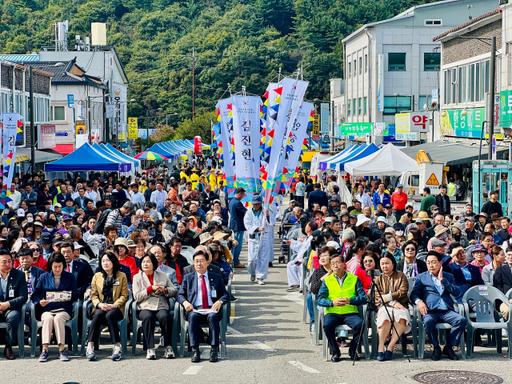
[
  {"xmin": 405, "ymin": 247, "xmax": 416, "ymax": 252},
  {"xmin": 363, "ymin": 259, "xmax": 374, "ymax": 264},
  {"xmin": 30, "ymin": 248, "xmax": 40, "ymax": 252}
]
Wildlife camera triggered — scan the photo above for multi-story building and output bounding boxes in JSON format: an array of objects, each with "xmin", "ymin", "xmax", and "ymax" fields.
[{"xmin": 339, "ymin": 0, "xmax": 497, "ymax": 143}]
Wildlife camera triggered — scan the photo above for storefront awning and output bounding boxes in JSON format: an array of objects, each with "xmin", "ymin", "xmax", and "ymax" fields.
[
  {"xmin": 17, "ymin": 148, "xmax": 62, "ymax": 164},
  {"xmin": 401, "ymin": 141, "xmax": 508, "ymax": 166}
]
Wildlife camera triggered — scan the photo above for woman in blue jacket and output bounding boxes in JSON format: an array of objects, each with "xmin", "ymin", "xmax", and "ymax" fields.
[{"xmin": 31, "ymin": 252, "xmax": 79, "ymax": 362}]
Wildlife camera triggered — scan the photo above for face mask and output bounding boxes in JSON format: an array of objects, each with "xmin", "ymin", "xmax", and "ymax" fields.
[{"xmin": 27, "ymin": 217, "xmax": 34, "ymax": 223}]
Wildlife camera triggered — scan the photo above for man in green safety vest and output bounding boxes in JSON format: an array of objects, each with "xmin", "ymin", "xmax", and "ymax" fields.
[{"xmin": 317, "ymin": 253, "xmax": 366, "ymax": 362}]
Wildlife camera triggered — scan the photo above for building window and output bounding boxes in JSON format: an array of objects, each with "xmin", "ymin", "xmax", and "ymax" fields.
[
  {"xmin": 348, "ymin": 62, "xmax": 351, "ymax": 78},
  {"xmin": 419, "ymin": 96, "xmax": 432, "ymax": 110},
  {"xmin": 388, "ymin": 53, "xmax": 406, "ymax": 71},
  {"xmin": 359, "ymin": 57, "xmax": 362, "ymax": 74},
  {"xmin": 424, "ymin": 53, "xmax": 440, "ymax": 72},
  {"xmin": 353, "ymin": 60, "xmax": 356, "ymax": 77},
  {"xmin": 383, "ymin": 96, "xmax": 412, "ymax": 115},
  {"xmin": 53, "ymin": 106, "xmax": 65, "ymax": 121},
  {"xmin": 443, "ymin": 70, "xmax": 450, "ymax": 105},
  {"xmin": 347, "ymin": 99, "xmax": 351, "ymax": 116},
  {"xmin": 353, "ymin": 99, "xmax": 356, "ymax": 116},
  {"xmin": 424, "ymin": 19, "xmax": 442, "ymax": 26},
  {"xmin": 358, "ymin": 98, "xmax": 362, "ymax": 115},
  {"xmin": 364, "ymin": 97, "xmax": 367, "ymax": 115},
  {"xmin": 365, "ymin": 54, "xmax": 368, "ymax": 72},
  {"xmin": 451, "ymin": 68, "xmax": 457, "ymax": 104}
]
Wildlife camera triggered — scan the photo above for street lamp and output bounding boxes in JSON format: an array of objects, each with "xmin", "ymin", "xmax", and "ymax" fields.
[{"xmin": 446, "ymin": 32, "xmax": 496, "ymax": 160}]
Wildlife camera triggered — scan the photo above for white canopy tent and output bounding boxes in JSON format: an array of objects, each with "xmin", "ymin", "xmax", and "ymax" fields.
[{"xmin": 344, "ymin": 143, "xmax": 420, "ymax": 176}]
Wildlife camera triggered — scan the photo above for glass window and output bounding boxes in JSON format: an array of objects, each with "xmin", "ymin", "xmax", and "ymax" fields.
[
  {"xmin": 383, "ymin": 96, "xmax": 412, "ymax": 115},
  {"xmin": 364, "ymin": 97, "xmax": 367, "ymax": 115},
  {"xmin": 469, "ymin": 64, "xmax": 475, "ymax": 102},
  {"xmin": 388, "ymin": 53, "xmax": 406, "ymax": 71},
  {"xmin": 353, "ymin": 60, "xmax": 356, "ymax": 76},
  {"xmin": 484, "ymin": 60, "xmax": 490, "ymax": 93},
  {"xmin": 358, "ymin": 98, "xmax": 362, "ymax": 115},
  {"xmin": 424, "ymin": 53, "xmax": 440, "ymax": 71},
  {"xmin": 348, "ymin": 62, "xmax": 351, "ymax": 78},
  {"xmin": 451, "ymin": 69, "xmax": 457, "ymax": 104},
  {"xmin": 462, "ymin": 67, "xmax": 467, "ymax": 103},
  {"xmin": 419, "ymin": 96, "xmax": 432, "ymax": 110},
  {"xmin": 352, "ymin": 99, "xmax": 356, "ymax": 116},
  {"xmin": 475, "ymin": 63, "xmax": 480, "ymax": 102},
  {"xmin": 359, "ymin": 57, "xmax": 362, "ymax": 74},
  {"xmin": 347, "ymin": 99, "xmax": 351, "ymax": 116},
  {"xmin": 365, "ymin": 54, "xmax": 368, "ymax": 72},
  {"xmin": 53, "ymin": 106, "xmax": 65, "ymax": 121},
  {"xmin": 444, "ymin": 71, "xmax": 450, "ymax": 104}
]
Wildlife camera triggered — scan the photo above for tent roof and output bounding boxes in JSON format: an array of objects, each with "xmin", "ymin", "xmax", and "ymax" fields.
[
  {"xmin": 327, "ymin": 145, "xmax": 367, "ymax": 170},
  {"xmin": 337, "ymin": 143, "xmax": 380, "ymax": 171},
  {"xmin": 92, "ymin": 144, "xmax": 132, "ymax": 172},
  {"xmin": 45, "ymin": 143, "xmax": 129, "ymax": 172},
  {"xmin": 345, "ymin": 143, "xmax": 420, "ymax": 176},
  {"xmin": 319, "ymin": 146, "xmax": 356, "ymax": 171}
]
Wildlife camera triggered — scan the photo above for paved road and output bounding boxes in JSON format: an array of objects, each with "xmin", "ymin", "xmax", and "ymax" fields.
[{"xmin": 2, "ymin": 221, "xmax": 512, "ymax": 383}]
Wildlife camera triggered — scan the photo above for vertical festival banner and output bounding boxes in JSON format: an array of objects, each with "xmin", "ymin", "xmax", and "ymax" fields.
[
  {"xmin": 216, "ymin": 98, "xmax": 236, "ymax": 196},
  {"xmin": 260, "ymin": 82, "xmax": 278, "ymax": 169},
  {"xmin": 231, "ymin": 94, "xmax": 262, "ymax": 205},
  {"xmin": 2, "ymin": 113, "xmax": 23, "ymax": 208},
  {"xmin": 262, "ymin": 77, "xmax": 308, "ymax": 206}
]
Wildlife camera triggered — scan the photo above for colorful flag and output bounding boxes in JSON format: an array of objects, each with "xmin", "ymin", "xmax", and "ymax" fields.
[{"xmin": 216, "ymin": 98, "xmax": 236, "ymax": 196}]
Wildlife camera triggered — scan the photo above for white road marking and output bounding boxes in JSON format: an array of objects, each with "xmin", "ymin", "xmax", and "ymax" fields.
[
  {"xmin": 248, "ymin": 340, "xmax": 276, "ymax": 352},
  {"xmin": 227, "ymin": 326, "xmax": 242, "ymax": 335},
  {"xmin": 183, "ymin": 366, "xmax": 202, "ymax": 375},
  {"xmin": 288, "ymin": 361, "xmax": 321, "ymax": 374},
  {"xmin": 281, "ymin": 292, "xmax": 304, "ymax": 306}
]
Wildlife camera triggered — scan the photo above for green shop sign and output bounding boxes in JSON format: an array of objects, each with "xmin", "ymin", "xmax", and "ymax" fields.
[
  {"xmin": 339, "ymin": 122, "xmax": 373, "ymax": 136},
  {"xmin": 439, "ymin": 108, "xmax": 485, "ymax": 138},
  {"xmin": 500, "ymin": 89, "xmax": 512, "ymax": 128}
]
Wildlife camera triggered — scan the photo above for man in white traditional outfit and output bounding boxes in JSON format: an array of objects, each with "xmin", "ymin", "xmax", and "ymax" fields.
[{"xmin": 244, "ymin": 194, "xmax": 276, "ymax": 285}]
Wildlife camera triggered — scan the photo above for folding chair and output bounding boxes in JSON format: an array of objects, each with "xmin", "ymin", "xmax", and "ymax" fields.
[
  {"xmin": 81, "ymin": 292, "xmax": 132, "ymax": 356},
  {"xmin": 319, "ymin": 305, "xmax": 369, "ymax": 361},
  {"xmin": 463, "ymin": 285, "xmax": 512, "ymax": 358},
  {"xmin": 30, "ymin": 301, "xmax": 81, "ymax": 357},
  {"xmin": 131, "ymin": 299, "xmax": 180, "ymax": 356},
  {"xmin": 179, "ymin": 302, "xmax": 229, "ymax": 358},
  {"xmin": 0, "ymin": 303, "xmax": 26, "ymax": 357}
]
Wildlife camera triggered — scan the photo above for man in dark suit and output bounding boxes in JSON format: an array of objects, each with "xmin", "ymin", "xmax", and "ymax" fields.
[
  {"xmin": 16, "ymin": 247, "xmax": 44, "ymax": 327},
  {"xmin": 177, "ymin": 250, "xmax": 230, "ymax": 363},
  {"xmin": 442, "ymin": 242, "xmax": 484, "ymax": 302},
  {"xmin": 60, "ymin": 241, "xmax": 93, "ymax": 300},
  {"xmin": 308, "ymin": 183, "xmax": 328, "ymax": 211},
  {"xmin": 493, "ymin": 246, "xmax": 512, "ymax": 320},
  {"xmin": 228, "ymin": 187, "xmax": 247, "ymax": 268},
  {"xmin": 411, "ymin": 251, "xmax": 466, "ymax": 361},
  {"xmin": 73, "ymin": 187, "xmax": 87, "ymax": 209},
  {"xmin": 0, "ymin": 250, "xmax": 28, "ymax": 359},
  {"xmin": 435, "ymin": 185, "xmax": 451, "ymax": 215}
]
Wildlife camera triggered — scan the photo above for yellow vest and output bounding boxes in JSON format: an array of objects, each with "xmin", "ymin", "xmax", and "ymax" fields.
[
  {"xmin": 448, "ymin": 183, "xmax": 456, "ymax": 197},
  {"xmin": 324, "ymin": 273, "xmax": 359, "ymax": 316},
  {"xmin": 180, "ymin": 171, "xmax": 188, "ymax": 181},
  {"xmin": 190, "ymin": 173, "xmax": 199, "ymax": 189},
  {"xmin": 209, "ymin": 174, "xmax": 217, "ymax": 190}
]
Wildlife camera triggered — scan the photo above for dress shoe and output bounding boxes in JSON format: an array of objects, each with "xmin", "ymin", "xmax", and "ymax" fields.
[
  {"xmin": 286, "ymin": 285, "xmax": 300, "ymax": 292},
  {"xmin": 376, "ymin": 352, "xmax": 384, "ymax": 361},
  {"xmin": 384, "ymin": 350, "xmax": 393, "ymax": 361},
  {"xmin": 331, "ymin": 354, "xmax": 341, "ymax": 362},
  {"xmin": 431, "ymin": 346, "xmax": 442, "ymax": 361},
  {"xmin": 234, "ymin": 263, "xmax": 246, "ymax": 268},
  {"xmin": 209, "ymin": 347, "xmax": 219, "ymax": 362},
  {"xmin": 443, "ymin": 345, "xmax": 459, "ymax": 360},
  {"xmin": 191, "ymin": 349, "xmax": 201, "ymax": 363},
  {"xmin": 4, "ymin": 346, "xmax": 15, "ymax": 360}
]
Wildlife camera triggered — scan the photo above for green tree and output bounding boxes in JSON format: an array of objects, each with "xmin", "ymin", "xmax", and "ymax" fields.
[{"xmin": 175, "ymin": 112, "xmax": 216, "ymax": 144}]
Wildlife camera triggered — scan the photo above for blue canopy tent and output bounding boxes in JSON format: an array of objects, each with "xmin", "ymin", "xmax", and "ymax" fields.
[
  {"xmin": 327, "ymin": 145, "xmax": 367, "ymax": 170},
  {"xmin": 103, "ymin": 143, "xmax": 141, "ymax": 169},
  {"xmin": 318, "ymin": 145, "xmax": 356, "ymax": 171},
  {"xmin": 92, "ymin": 144, "xmax": 134, "ymax": 173},
  {"xmin": 45, "ymin": 143, "xmax": 131, "ymax": 172},
  {"xmin": 335, "ymin": 143, "xmax": 380, "ymax": 171}
]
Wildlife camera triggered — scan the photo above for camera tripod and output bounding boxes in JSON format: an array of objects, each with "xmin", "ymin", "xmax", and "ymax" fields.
[{"xmin": 352, "ymin": 272, "xmax": 411, "ymax": 365}]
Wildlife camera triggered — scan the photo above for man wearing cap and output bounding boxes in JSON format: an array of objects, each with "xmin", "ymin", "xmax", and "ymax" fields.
[
  {"xmin": 229, "ymin": 188, "xmax": 247, "ymax": 268},
  {"xmin": 244, "ymin": 194, "xmax": 276, "ymax": 285},
  {"xmin": 105, "ymin": 201, "xmax": 134, "ymax": 236},
  {"xmin": 391, "ymin": 184, "xmax": 408, "ymax": 221},
  {"xmin": 459, "ymin": 203, "xmax": 475, "ymax": 223},
  {"xmin": 61, "ymin": 197, "xmax": 75, "ymax": 215},
  {"xmin": 464, "ymin": 216, "xmax": 480, "ymax": 245},
  {"xmin": 482, "ymin": 190, "xmax": 503, "ymax": 218},
  {"xmin": 442, "ymin": 242, "xmax": 484, "ymax": 302},
  {"xmin": 384, "ymin": 204, "xmax": 396, "ymax": 226}
]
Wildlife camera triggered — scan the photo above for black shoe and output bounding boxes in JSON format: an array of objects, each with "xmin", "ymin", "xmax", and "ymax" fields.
[
  {"xmin": 443, "ymin": 345, "xmax": 459, "ymax": 360},
  {"xmin": 331, "ymin": 354, "xmax": 341, "ymax": 362},
  {"xmin": 269, "ymin": 262, "xmax": 274, "ymax": 267},
  {"xmin": 231, "ymin": 295, "xmax": 238, "ymax": 302},
  {"xmin": 209, "ymin": 347, "xmax": 219, "ymax": 363},
  {"xmin": 191, "ymin": 349, "xmax": 200, "ymax": 363},
  {"xmin": 431, "ymin": 346, "xmax": 442, "ymax": 361},
  {"xmin": 349, "ymin": 351, "xmax": 359, "ymax": 361}
]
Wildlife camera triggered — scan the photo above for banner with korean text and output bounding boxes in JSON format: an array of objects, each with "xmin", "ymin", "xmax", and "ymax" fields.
[{"xmin": 216, "ymin": 98, "xmax": 236, "ymax": 197}]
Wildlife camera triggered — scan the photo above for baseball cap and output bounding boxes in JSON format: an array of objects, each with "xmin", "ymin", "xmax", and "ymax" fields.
[
  {"xmin": 431, "ymin": 238, "xmax": 447, "ymax": 247},
  {"xmin": 54, "ymin": 203, "xmax": 62, "ymax": 208},
  {"xmin": 397, "ymin": 183, "xmax": 403, "ymax": 188},
  {"xmin": 377, "ymin": 217, "xmax": 387, "ymax": 223},
  {"xmin": 464, "ymin": 216, "xmax": 475, "ymax": 222}
]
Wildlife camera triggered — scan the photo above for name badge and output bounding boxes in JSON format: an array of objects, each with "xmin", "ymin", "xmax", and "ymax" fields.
[
  {"xmin": 211, "ymin": 288, "xmax": 217, "ymax": 298},
  {"xmin": 8, "ymin": 286, "xmax": 14, "ymax": 298},
  {"xmin": 114, "ymin": 281, "xmax": 120, "ymax": 286}
]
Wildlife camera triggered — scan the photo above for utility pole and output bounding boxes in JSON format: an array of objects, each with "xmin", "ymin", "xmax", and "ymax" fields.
[
  {"xmin": 488, "ymin": 36, "xmax": 496, "ymax": 160},
  {"xmin": 192, "ymin": 47, "xmax": 197, "ymax": 118},
  {"xmin": 29, "ymin": 67, "xmax": 35, "ymax": 174}
]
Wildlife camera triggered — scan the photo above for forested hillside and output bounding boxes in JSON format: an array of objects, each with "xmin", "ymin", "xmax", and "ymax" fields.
[{"xmin": 0, "ymin": 0, "xmax": 437, "ymax": 122}]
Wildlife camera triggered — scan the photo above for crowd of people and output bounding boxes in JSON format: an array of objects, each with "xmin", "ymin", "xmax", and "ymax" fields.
[
  {"xmin": 0, "ymin": 153, "xmax": 241, "ymax": 363},
  {"xmin": 284, "ymin": 174, "xmax": 512, "ymax": 362}
]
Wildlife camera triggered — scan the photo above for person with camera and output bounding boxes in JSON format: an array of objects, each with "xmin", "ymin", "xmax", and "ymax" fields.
[
  {"xmin": 410, "ymin": 251, "xmax": 465, "ymax": 360},
  {"xmin": 373, "ymin": 252, "xmax": 410, "ymax": 361},
  {"xmin": 317, "ymin": 252, "xmax": 366, "ymax": 362}
]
